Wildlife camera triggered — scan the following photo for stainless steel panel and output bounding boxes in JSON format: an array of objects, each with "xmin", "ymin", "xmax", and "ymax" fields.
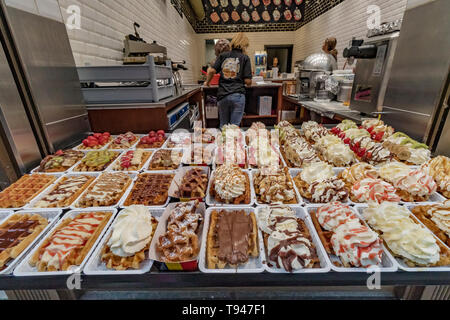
[
  {"xmin": 5, "ymin": 6, "xmax": 90, "ymax": 149},
  {"xmin": 435, "ymin": 111, "xmax": 450, "ymax": 157},
  {"xmin": 382, "ymin": 0, "xmax": 450, "ymax": 141},
  {"xmin": 0, "ymin": 45, "xmax": 42, "ymax": 173}
]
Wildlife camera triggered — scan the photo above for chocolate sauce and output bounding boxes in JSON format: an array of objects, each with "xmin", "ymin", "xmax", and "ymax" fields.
[{"xmin": 0, "ymin": 220, "xmax": 39, "ymax": 253}]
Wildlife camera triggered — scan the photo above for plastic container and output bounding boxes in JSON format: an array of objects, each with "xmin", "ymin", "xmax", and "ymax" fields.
[
  {"xmin": 144, "ymin": 148, "xmax": 184, "ymax": 171},
  {"xmin": 106, "ymin": 150, "xmax": 154, "ymax": 174},
  {"xmin": 14, "ymin": 208, "xmax": 117, "ymax": 276},
  {"xmin": 199, "ymin": 207, "xmax": 264, "ymax": 274},
  {"xmin": 206, "ymin": 169, "xmax": 255, "ymax": 207}
]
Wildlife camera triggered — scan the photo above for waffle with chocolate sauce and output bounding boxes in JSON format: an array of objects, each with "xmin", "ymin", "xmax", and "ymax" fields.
[
  {"xmin": 148, "ymin": 149, "xmax": 182, "ymax": 170},
  {"xmin": 206, "ymin": 210, "xmax": 258, "ymax": 269},
  {"xmin": 176, "ymin": 168, "xmax": 208, "ymax": 199},
  {"xmin": 37, "ymin": 150, "xmax": 85, "ymax": 173},
  {"xmin": 123, "ymin": 173, "xmax": 174, "ymax": 206}
]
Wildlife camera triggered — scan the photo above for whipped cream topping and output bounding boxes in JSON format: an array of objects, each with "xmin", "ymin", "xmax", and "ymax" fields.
[
  {"xmin": 429, "ymin": 200, "xmax": 450, "ymax": 237},
  {"xmin": 378, "ymin": 162, "xmax": 412, "ymax": 184},
  {"xmin": 323, "ymin": 143, "xmax": 356, "ymax": 167},
  {"xmin": 352, "ymin": 178, "xmax": 400, "ymax": 204},
  {"xmin": 341, "ymin": 163, "xmax": 378, "ymax": 185},
  {"xmin": 315, "ymin": 135, "xmax": 342, "ymax": 153},
  {"xmin": 421, "ymin": 156, "xmax": 450, "ymax": 195},
  {"xmin": 257, "ymin": 205, "xmax": 298, "ymax": 234},
  {"xmin": 300, "ymin": 161, "xmax": 334, "ymax": 184},
  {"xmin": 409, "ymin": 148, "xmax": 432, "ymax": 165},
  {"xmin": 308, "ymin": 178, "xmax": 348, "ymax": 203},
  {"xmin": 345, "ymin": 129, "xmax": 370, "ymax": 140},
  {"xmin": 214, "ymin": 165, "xmax": 246, "ymax": 201},
  {"xmin": 363, "ymin": 203, "xmax": 440, "ymax": 266},
  {"xmin": 316, "ymin": 202, "xmax": 359, "ymax": 232},
  {"xmin": 301, "ymin": 121, "xmax": 329, "ymax": 142},
  {"xmin": 107, "ymin": 205, "xmax": 153, "ymax": 257},
  {"xmin": 255, "ymin": 169, "xmax": 296, "ymax": 204},
  {"xmin": 283, "ymin": 137, "xmax": 320, "ymax": 167},
  {"xmin": 393, "ymin": 169, "xmax": 437, "ymax": 197}
]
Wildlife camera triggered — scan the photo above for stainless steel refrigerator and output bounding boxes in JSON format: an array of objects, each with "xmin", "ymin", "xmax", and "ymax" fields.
[{"xmin": 0, "ymin": 0, "xmax": 90, "ymax": 187}]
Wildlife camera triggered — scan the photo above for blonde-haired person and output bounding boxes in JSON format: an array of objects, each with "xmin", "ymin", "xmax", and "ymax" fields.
[
  {"xmin": 323, "ymin": 37, "xmax": 338, "ymax": 62},
  {"xmin": 205, "ymin": 33, "xmax": 252, "ymax": 128}
]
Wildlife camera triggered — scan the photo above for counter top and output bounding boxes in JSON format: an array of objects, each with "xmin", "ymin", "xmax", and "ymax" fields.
[{"xmin": 203, "ymin": 83, "xmax": 283, "ymax": 89}]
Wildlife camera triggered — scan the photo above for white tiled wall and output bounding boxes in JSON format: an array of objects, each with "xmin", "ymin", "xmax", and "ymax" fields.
[
  {"xmin": 57, "ymin": 0, "xmax": 199, "ymax": 83},
  {"xmin": 293, "ymin": 0, "xmax": 408, "ymax": 69}
]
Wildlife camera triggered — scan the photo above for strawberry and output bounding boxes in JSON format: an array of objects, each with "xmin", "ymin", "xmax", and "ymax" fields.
[
  {"xmin": 82, "ymin": 139, "xmax": 89, "ymax": 147},
  {"xmin": 149, "ymin": 131, "xmax": 156, "ymax": 137},
  {"xmin": 55, "ymin": 150, "xmax": 64, "ymax": 156},
  {"xmin": 157, "ymin": 130, "xmax": 165, "ymax": 136},
  {"xmin": 359, "ymin": 126, "xmax": 363, "ymax": 129},
  {"xmin": 344, "ymin": 138, "xmax": 351, "ymax": 145},
  {"xmin": 367, "ymin": 151, "xmax": 373, "ymax": 159},
  {"xmin": 355, "ymin": 141, "xmax": 361, "ymax": 148},
  {"xmin": 103, "ymin": 132, "xmax": 111, "ymax": 137},
  {"xmin": 338, "ymin": 132, "xmax": 346, "ymax": 139},
  {"xmin": 157, "ymin": 136, "xmax": 164, "ymax": 142},
  {"xmin": 367, "ymin": 126, "xmax": 374, "ymax": 133},
  {"xmin": 149, "ymin": 137, "xmax": 157, "ymax": 143},
  {"xmin": 93, "ymin": 133, "xmax": 102, "ymax": 139},
  {"xmin": 122, "ymin": 160, "xmax": 131, "ymax": 168},
  {"xmin": 87, "ymin": 136, "xmax": 97, "ymax": 141},
  {"xmin": 331, "ymin": 127, "xmax": 338, "ymax": 134},
  {"xmin": 88, "ymin": 141, "xmax": 98, "ymax": 147},
  {"xmin": 374, "ymin": 132, "xmax": 384, "ymax": 141}
]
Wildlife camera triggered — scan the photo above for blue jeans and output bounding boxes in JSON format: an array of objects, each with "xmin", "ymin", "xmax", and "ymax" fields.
[{"xmin": 217, "ymin": 93, "xmax": 245, "ymax": 128}]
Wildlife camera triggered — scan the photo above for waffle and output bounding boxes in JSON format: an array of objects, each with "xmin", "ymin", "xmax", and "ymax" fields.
[
  {"xmin": 76, "ymin": 136, "xmax": 112, "ymax": 150},
  {"xmin": 310, "ymin": 210, "xmax": 334, "ymax": 255},
  {"xmin": 182, "ymin": 146, "xmax": 213, "ymax": 165},
  {"xmin": 123, "ymin": 173, "xmax": 174, "ymax": 206},
  {"xmin": 37, "ymin": 150, "xmax": 85, "ymax": 173},
  {"xmin": 76, "ymin": 172, "xmax": 132, "ymax": 208},
  {"xmin": 253, "ymin": 167, "xmax": 297, "ymax": 204},
  {"xmin": 148, "ymin": 149, "xmax": 182, "ymax": 170},
  {"xmin": 0, "ymin": 213, "xmax": 48, "ymax": 269},
  {"xmin": 136, "ymin": 136, "xmax": 166, "ymax": 149},
  {"xmin": 215, "ymin": 146, "xmax": 248, "ymax": 169},
  {"xmin": 175, "ymin": 168, "xmax": 208, "ymax": 199},
  {"xmin": 421, "ymin": 156, "xmax": 450, "ymax": 198},
  {"xmin": 210, "ymin": 166, "xmax": 251, "ymax": 205},
  {"xmin": 29, "ymin": 211, "xmax": 112, "ymax": 271},
  {"xmin": 411, "ymin": 205, "xmax": 450, "ymax": 247},
  {"xmin": 293, "ymin": 175, "xmax": 348, "ymax": 203},
  {"xmin": 0, "ymin": 174, "xmax": 56, "ymax": 208},
  {"xmin": 207, "ymin": 210, "xmax": 258, "ymax": 269},
  {"xmin": 33, "ymin": 175, "xmax": 95, "ymax": 208},
  {"xmin": 166, "ymin": 133, "xmax": 192, "ymax": 148},
  {"xmin": 111, "ymin": 150, "xmax": 152, "ymax": 172},
  {"xmin": 156, "ymin": 201, "xmax": 203, "ymax": 262},
  {"xmin": 338, "ymin": 163, "xmax": 379, "ymax": 193},
  {"xmin": 73, "ymin": 151, "xmax": 119, "ymax": 172},
  {"xmin": 101, "ymin": 216, "xmax": 158, "ymax": 270},
  {"xmin": 107, "ymin": 132, "xmax": 138, "ymax": 149}
]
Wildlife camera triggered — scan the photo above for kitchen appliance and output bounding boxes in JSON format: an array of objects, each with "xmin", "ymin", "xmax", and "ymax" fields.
[{"xmin": 167, "ymin": 102, "xmax": 191, "ymax": 130}]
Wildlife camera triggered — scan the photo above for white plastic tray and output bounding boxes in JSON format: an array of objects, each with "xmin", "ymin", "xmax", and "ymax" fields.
[
  {"xmin": 13, "ymin": 208, "xmax": 117, "ymax": 276},
  {"xmin": 0, "ymin": 209, "xmax": 62, "ymax": 275},
  {"xmin": 83, "ymin": 207, "xmax": 165, "ymax": 275},
  {"xmin": 356, "ymin": 205, "xmax": 450, "ymax": 272},
  {"xmin": 256, "ymin": 205, "xmax": 331, "ymax": 274},
  {"xmin": 206, "ymin": 169, "xmax": 255, "ymax": 207},
  {"xmin": 199, "ymin": 207, "xmax": 264, "ymax": 274},
  {"xmin": 305, "ymin": 205, "xmax": 398, "ymax": 272},
  {"xmin": 106, "ymin": 149, "xmax": 154, "ymax": 174},
  {"xmin": 144, "ymin": 148, "xmax": 184, "ymax": 171}
]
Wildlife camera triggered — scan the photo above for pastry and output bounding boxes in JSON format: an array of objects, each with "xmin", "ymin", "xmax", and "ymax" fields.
[
  {"xmin": 73, "ymin": 151, "xmax": 119, "ymax": 172},
  {"xmin": 175, "ymin": 168, "xmax": 208, "ymax": 199},
  {"xmin": 215, "ymin": 145, "xmax": 247, "ymax": 168},
  {"xmin": 101, "ymin": 206, "xmax": 158, "ymax": 270},
  {"xmin": 248, "ymin": 139, "xmax": 281, "ymax": 169},
  {"xmin": 392, "ymin": 169, "xmax": 437, "ymax": 202},
  {"xmin": 315, "ymin": 135, "xmax": 356, "ymax": 167},
  {"xmin": 281, "ymin": 136, "xmax": 321, "ymax": 168},
  {"xmin": 421, "ymin": 156, "xmax": 450, "ymax": 198},
  {"xmin": 156, "ymin": 201, "xmax": 203, "ymax": 262},
  {"xmin": 219, "ymin": 124, "xmax": 244, "ymax": 145},
  {"xmin": 293, "ymin": 162, "xmax": 348, "ymax": 203},
  {"xmin": 166, "ymin": 132, "xmax": 192, "ymax": 148},
  {"xmin": 335, "ymin": 119, "xmax": 358, "ymax": 132},
  {"xmin": 29, "ymin": 211, "xmax": 112, "ymax": 271},
  {"xmin": 378, "ymin": 161, "xmax": 412, "ymax": 185},
  {"xmin": 207, "ymin": 210, "xmax": 258, "ymax": 269},
  {"xmin": 411, "ymin": 201, "xmax": 450, "ymax": 247},
  {"xmin": 0, "ymin": 174, "xmax": 56, "ymax": 208},
  {"xmin": 253, "ymin": 167, "xmax": 297, "ymax": 204},
  {"xmin": 76, "ymin": 172, "xmax": 132, "ymax": 207},
  {"xmin": 361, "ymin": 119, "xmax": 394, "ymax": 142},
  {"xmin": 148, "ymin": 149, "xmax": 182, "ymax": 170},
  {"xmin": 77, "ymin": 132, "xmax": 112, "ymax": 150},
  {"xmin": 181, "ymin": 145, "xmax": 214, "ymax": 165},
  {"xmin": 311, "ymin": 202, "xmax": 383, "ymax": 268},
  {"xmin": 351, "ymin": 178, "xmax": 401, "ymax": 204},
  {"xmin": 210, "ymin": 164, "xmax": 250, "ymax": 205},
  {"xmin": 276, "ymin": 121, "xmax": 301, "ymax": 145},
  {"xmin": 383, "ymin": 132, "xmax": 431, "ymax": 165},
  {"xmin": 0, "ymin": 213, "xmax": 48, "ymax": 270},
  {"xmin": 111, "ymin": 150, "xmax": 152, "ymax": 171},
  {"xmin": 33, "ymin": 175, "xmax": 95, "ymax": 208},
  {"xmin": 246, "ymin": 122, "xmax": 269, "ymax": 145},
  {"xmin": 301, "ymin": 121, "xmax": 329, "ymax": 144},
  {"xmin": 36, "ymin": 150, "xmax": 85, "ymax": 173},
  {"xmin": 362, "ymin": 202, "xmax": 450, "ymax": 267},
  {"xmin": 136, "ymin": 130, "xmax": 166, "ymax": 149},
  {"xmin": 192, "ymin": 128, "xmax": 217, "ymax": 144},
  {"xmin": 338, "ymin": 162, "xmax": 378, "ymax": 192},
  {"xmin": 257, "ymin": 205, "xmax": 319, "ymax": 272},
  {"xmin": 108, "ymin": 132, "xmax": 138, "ymax": 149},
  {"xmin": 123, "ymin": 173, "xmax": 174, "ymax": 206},
  {"xmin": 344, "ymin": 134, "xmax": 392, "ymax": 165}
]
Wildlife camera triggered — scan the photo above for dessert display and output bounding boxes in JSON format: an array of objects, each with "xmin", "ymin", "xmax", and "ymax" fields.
[
  {"xmin": 253, "ymin": 167, "xmax": 297, "ymax": 204},
  {"xmin": 111, "ymin": 150, "xmax": 152, "ymax": 172},
  {"xmin": 293, "ymin": 162, "xmax": 348, "ymax": 203},
  {"xmin": 215, "ymin": 144, "xmax": 247, "ymax": 168},
  {"xmin": 0, "ymin": 213, "xmax": 49, "ymax": 270},
  {"xmin": 108, "ymin": 132, "xmax": 138, "ymax": 149},
  {"xmin": 362, "ymin": 202, "xmax": 450, "ymax": 267},
  {"xmin": 156, "ymin": 201, "xmax": 203, "ymax": 262},
  {"xmin": 166, "ymin": 132, "xmax": 192, "ymax": 148},
  {"xmin": 257, "ymin": 205, "xmax": 319, "ymax": 272},
  {"xmin": 136, "ymin": 130, "xmax": 166, "ymax": 149},
  {"xmin": 361, "ymin": 119, "xmax": 394, "ymax": 142},
  {"xmin": 311, "ymin": 202, "xmax": 383, "ymax": 268},
  {"xmin": 351, "ymin": 178, "xmax": 400, "ymax": 204},
  {"xmin": 78, "ymin": 132, "xmax": 112, "ymax": 150},
  {"xmin": 411, "ymin": 201, "xmax": 450, "ymax": 247},
  {"xmin": 174, "ymin": 168, "xmax": 208, "ymax": 199},
  {"xmin": 73, "ymin": 151, "xmax": 119, "ymax": 172},
  {"xmin": 301, "ymin": 121, "xmax": 329, "ymax": 144},
  {"xmin": 383, "ymin": 132, "xmax": 431, "ymax": 165},
  {"xmin": 182, "ymin": 145, "xmax": 214, "ymax": 165},
  {"xmin": 0, "ymin": 174, "xmax": 56, "ymax": 209},
  {"xmin": 29, "ymin": 211, "xmax": 112, "ymax": 271},
  {"xmin": 210, "ymin": 164, "xmax": 251, "ymax": 205},
  {"xmin": 391, "ymin": 169, "xmax": 437, "ymax": 202},
  {"xmin": 148, "ymin": 149, "xmax": 182, "ymax": 170},
  {"xmin": 33, "ymin": 175, "xmax": 96, "ymax": 208},
  {"xmin": 338, "ymin": 162, "xmax": 379, "ymax": 192},
  {"xmin": 281, "ymin": 135, "xmax": 321, "ymax": 168},
  {"xmin": 36, "ymin": 149, "xmax": 85, "ymax": 173},
  {"xmin": 315, "ymin": 135, "xmax": 356, "ymax": 167},
  {"xmin": 101, "ymin": 206, "xmax": 158, "ymax": 270},
  {"xmin": 206, "ymin": 209, "xmax": 258, "ymax": 269},
  {"xmin": 421, "ymin": 156, "xmax": 450, "ymax": 198},
  {"xmin": 123, "ymin": 173, "xmax": 174, "ymax": 206},
  {"xmin": 76, "ymin": 172, "xmax": 132, "ymax": 208}
]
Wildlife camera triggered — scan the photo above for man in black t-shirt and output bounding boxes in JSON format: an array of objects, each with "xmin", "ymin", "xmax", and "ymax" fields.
[{"xmin": 205, "ymin": 33, "xmax": 252, "ymax": 128}]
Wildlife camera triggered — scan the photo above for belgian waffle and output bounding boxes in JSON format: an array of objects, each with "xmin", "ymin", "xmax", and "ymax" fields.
[
  {"xmin": 310, "ymin": 209, "xmax": 335, "ymax": 256},
  {"xmin": 0, "ymin": 213, "xmax": 48, "ymax": 269},
  {"xmin": 207, "ymin": 210, "xmax": 258, "ymax": 269},
  {"xmin": 29, "ymin": 211, "xmax": 112, "ymax": 271},
  {"xmin": 73, "ymin": 151, "xmax": 119, "ymax": 172},
  {"xmin": 253, "ymin": 167, "xmax": 297, "ymax": 204},
  {"xmin": 107, "ymin": 132, "xmax": 138, "ymax": 149},
  {"xmin": 293, "ymin": 174, "xmax": 348, "ymax": 204},
  {"xmin": 111, "ymin": 150, "xmax": 152, "ymax": 172},
  {"xmin": 37, "ymin": 150, "xmax": 85, "ymax": 173},
  {"xmin": 148, "ymin": 150, "xmax": 182, "ymax": 170},
  {"xmin": 175, "ymin": 168, "xmax": 208, "ymax": 199},
  {"xmin": 209, "ymin": 165, "xmax": 251, "ymax": 205},
  {"xmin": 411, "ymin": 205, "xmax": 450, "ymax": 247},
  {"xmin": 76, "ymin": 137, "xmax": 112, "ymax": 150},
  {"xmin": 101, "ymin": 216, "xmax": 158, "ymax": 270},
  {"xmin": 182, "ymin": 146, "xmax": 213, "ymax": 165},
  {"xmin": 123, "ymin": 173, "xmax": 174, "ymax": 206},
  {"xmin": 136, "ymin": 137, "xmax": 166, "ymax": 149},
  {"xmin": 0, "ymin": 174, "xmax": 56, "ymax": 208},
  {"xmin": 76, "ymin": 172, "xmax": 132, "ymax": 208},
  {"xmin": 33, "ymin": 175, "xmax": 95, "ymax": 208}
]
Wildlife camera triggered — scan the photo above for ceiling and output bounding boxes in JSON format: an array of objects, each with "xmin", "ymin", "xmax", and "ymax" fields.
[{"xmin": 175, "ymin": 0, "xmax": 345, "ymax": 33}]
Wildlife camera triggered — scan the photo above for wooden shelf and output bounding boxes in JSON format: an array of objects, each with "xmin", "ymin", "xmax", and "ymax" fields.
[{"xmin": 243, "ymin": 114, "xmax": 277, "ymax": 119}]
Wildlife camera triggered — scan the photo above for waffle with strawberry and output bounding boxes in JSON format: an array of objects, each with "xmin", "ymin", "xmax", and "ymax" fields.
[
  {"xmin": 77, "ymin": 133, "xmax": 112, "ymax": 150},
  {"xmin": 136, "ymin": 130, "xmax": 166, "ymax": 149},
  {"xmin": 111, "ymin": 150, "xmax": 152, "ymax": 172},
  {"xmin": 108, "ymin": 132, "xmax": 138, "ymax": 149},
  {"xmin": 361, "ymin": 119, "xmax": 394, "ymax": 142}
]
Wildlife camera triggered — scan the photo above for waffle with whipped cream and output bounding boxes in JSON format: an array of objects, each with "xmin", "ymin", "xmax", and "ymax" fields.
[
  {"xmin": 253, "ymin": 167, "xmax": 298, "ymax": 204},
  {"xmin": 421, "ymin": 156, "xmax": 450, "ymax": 198},
  {"xmin": 148, "ymin": 149, "xmax": 182, "ymax": 170},
  {"xmin": 392, "ymin": 169, "xmax": 437, "ymax": 202},
  {"xmin": 111, "ymin": 150, "xmax": 152, "ymax": 172},
  {"xmin": 338, "ymin": 162, "xmax": 379, "ymax": 192},
  {"xmin": 210, "ymin": 165, "xmax": 251, "ymax": 205},
  {"xmin": 411, "ymin": 201, "xmax": 450, "ymax": 247},
  {"xmin": 280, "ymin": 135, "xmax": 322, "ymax": 169}
]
